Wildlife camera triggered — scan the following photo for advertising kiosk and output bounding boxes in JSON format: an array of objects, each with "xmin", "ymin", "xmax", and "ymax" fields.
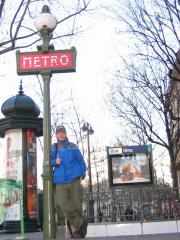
[{"xmin": 0, "ymin": 82, "xmax": 43, "ymax": 232}]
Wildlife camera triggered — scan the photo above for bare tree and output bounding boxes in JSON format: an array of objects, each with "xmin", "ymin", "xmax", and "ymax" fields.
[
  {"xmin": 108, "ymin": 0, "xmax": 180, "ymax": 71},
  {"xmin": 0, "ymin": 0, "xmax": 91, "ymax": 55},
  {"xmin": 106, "ymin": 0, "xmax": 180, "ymax": 188},
  {"xmin": 49, "ymin": 89, "xmax": 86, "ymax": 151},
  {"xmin": 0, "ymin": 0, "xmax": 94, "ymax": 152}
]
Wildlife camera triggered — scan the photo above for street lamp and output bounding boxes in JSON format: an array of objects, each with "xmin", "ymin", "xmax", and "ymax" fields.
[
  {"xmin": 35, "ymin": 5, "xmax": 57, "ymax": 239},
  {"xmin": 35, "ymin": 5, "xmax": 57, "ymax": 52},
  {"xmin": 82, "ymin": 122, "xmax": 94, "ymax": 222},
  {"xmin": 16, "ymin": 4, "xmax": 76, "ymax": 238}
]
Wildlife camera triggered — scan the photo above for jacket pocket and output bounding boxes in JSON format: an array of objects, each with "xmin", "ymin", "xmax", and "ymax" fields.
[{"xmin": 53, "ymin": 165, "xmax": 65, "ymax": 183}]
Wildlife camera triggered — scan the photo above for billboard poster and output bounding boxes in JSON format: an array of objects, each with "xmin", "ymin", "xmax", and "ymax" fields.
[
  {"xmin": 3, "ymin": 129, "xmax": 22, "ymax": 221},
  {"xmin": 5, "ymin": 129, "xmax": 22, "ymax": 181},
  {"xmin": 2, "ymin": 180, "xmax": 20, "ymax": 222},
  {"xmin": 26, "ymin": 129, "xmax": 37, "ymax": 219},
  {"xmin": 0, "ymin": 138, "xmax": 6, "ymax": 178},
  {"xmin": 107, "ymin": 145, "xmax": 153, "ymax": 186}
]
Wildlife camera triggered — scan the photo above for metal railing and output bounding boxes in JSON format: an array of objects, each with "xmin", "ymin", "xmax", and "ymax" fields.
[
  {"xmin": 81, "ymin": 187, "xmax": 180, "ymax": 223},
  {"xmin": 55, "ymin": 186, "xmax": 180, "ymax": 225}
]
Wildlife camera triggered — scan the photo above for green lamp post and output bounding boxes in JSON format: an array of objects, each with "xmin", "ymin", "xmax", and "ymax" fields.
[
  {"xmin": 34, "ymin": 5, "xmax": 57, "ymax": 239},
  {"xmin": 16, "ymin": 5, "xmax": 77, "ymax": 238}
]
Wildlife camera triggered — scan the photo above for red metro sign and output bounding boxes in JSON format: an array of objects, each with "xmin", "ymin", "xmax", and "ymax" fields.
[{"xmin": 16, "ymin": 47, "xmax": 76, "ymax": 75}]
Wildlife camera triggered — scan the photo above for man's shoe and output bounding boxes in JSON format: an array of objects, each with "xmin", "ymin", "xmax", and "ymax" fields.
[
  {"xmin": 72, "ymin": 229, "xmax": 82, "ymax": 238},
  {"xmin": 79, "ymin": 217, "xmax": 88, "ymax": 238},
  {"xmin": 72, "ymin": 218, "xmax": 88, "ymax": 238}
]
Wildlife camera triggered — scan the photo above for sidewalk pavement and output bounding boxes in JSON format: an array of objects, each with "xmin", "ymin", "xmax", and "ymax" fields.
[{"xmin": 0, "ymin": 230, "xmax": 180, "ymax": 240}]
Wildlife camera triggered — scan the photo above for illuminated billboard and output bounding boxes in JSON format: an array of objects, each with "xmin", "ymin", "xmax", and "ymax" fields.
[{"xmin": 107, "ymin": 144, "xmax": 153, "ymax": 186}]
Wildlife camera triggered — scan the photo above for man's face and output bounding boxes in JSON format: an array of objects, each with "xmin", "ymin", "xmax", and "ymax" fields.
[{"xmin": 56, "ymin": 130, "xmax": 66, "ymax": 141}]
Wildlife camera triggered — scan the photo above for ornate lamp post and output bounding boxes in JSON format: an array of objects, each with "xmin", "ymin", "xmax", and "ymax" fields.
[
  {"xmin": 34, "ymin": 5, "xmax": 57, "ymax": 239},
  {"xmin": 82, "ymin": 122, "xmax": 94, "ymax": 222},
  {"xmin": 16, "ymin": 5, "xmax": 76, "ymax": 239}
]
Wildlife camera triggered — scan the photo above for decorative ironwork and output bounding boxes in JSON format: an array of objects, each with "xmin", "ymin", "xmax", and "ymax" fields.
[{"xmin": 81, "ymin": 187, "xmax": 180, "ymax": 223}]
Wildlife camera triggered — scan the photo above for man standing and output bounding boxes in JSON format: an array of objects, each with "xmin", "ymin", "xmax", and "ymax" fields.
[{"xmin": 51, "ymin": 125, "xmax": 88, "ymax": 238}]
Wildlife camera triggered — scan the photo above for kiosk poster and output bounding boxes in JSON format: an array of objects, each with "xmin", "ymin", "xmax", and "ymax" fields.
[
  {"xmin": 0, "ymin": 138, "xmax": 6, "ymax": 178},
  {"xmin": 3, "ymin": 129, "xmax": 22, "ymax": 221},
  {"xmin": 5, "ymin": 129, "xmax": 22, "ymax": 181},
  {"xmin": 107, "ymin": 145, "xmax": 153, "ymax": 186},
  {"xmin": 27, "ymin": 129, "xmax": 37, "ymax": 219}
]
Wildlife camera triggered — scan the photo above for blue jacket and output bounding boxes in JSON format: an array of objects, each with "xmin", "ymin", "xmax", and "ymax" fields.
[{"xmin": 51, "ymin": 139, "xmax": 86, "ymax": 184}]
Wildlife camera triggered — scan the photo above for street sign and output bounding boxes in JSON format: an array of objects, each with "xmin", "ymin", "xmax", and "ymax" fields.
[{"xmin": 16, "ymin": 47, "xmax": 77, "ymax": 75}]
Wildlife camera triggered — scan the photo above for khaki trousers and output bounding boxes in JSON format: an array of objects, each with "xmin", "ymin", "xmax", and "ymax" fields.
[{"xmin": 55, "ymin": 178, "xmax": 84, "ymax": 229}]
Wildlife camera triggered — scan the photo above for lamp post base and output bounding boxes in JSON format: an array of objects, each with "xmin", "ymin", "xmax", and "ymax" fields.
[{"xmin": 42, "ymin": 169, "xmax": 56, "ymax": 239}]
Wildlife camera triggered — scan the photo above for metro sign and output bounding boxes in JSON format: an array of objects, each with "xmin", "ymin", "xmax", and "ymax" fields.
[{"xmin": 16, "ymin": 47, "xmax": 76, "ymax": 75}]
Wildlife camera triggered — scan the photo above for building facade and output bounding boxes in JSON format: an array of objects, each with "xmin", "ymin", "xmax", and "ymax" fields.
[{"xmin": 169, "ymin": 50, "xmax": 180, "ymax": 188}]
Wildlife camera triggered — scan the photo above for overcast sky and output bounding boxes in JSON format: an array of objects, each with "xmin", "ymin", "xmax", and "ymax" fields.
[
  {"xmin": 0, "ymin": 0, "xmax": 172, "ymax": 187},
  {"xmin": 0, "ymin": 0, "xmax": 123, "ymax": 146}
]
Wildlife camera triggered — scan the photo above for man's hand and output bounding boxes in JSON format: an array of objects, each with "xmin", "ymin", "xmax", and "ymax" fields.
[
  {"xmin": 56, "ymin": 157, "xmax": 61, "ymax": 165},
  {"xmin": 80, "ymin": 176, "xmax": 85, "ymax": 181}
]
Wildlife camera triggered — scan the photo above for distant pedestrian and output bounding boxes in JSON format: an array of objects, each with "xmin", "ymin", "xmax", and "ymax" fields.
[
  {"xmin": 98, "ymin": 210, "xmax": 103, "ymax": 222},
  {"xmin": 112, "ymin": 206, "xmax": 117, "ymax": 222},
  {"xmin": 124, "ymin": 206, "xmax": 134, "ymax": 221}
]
